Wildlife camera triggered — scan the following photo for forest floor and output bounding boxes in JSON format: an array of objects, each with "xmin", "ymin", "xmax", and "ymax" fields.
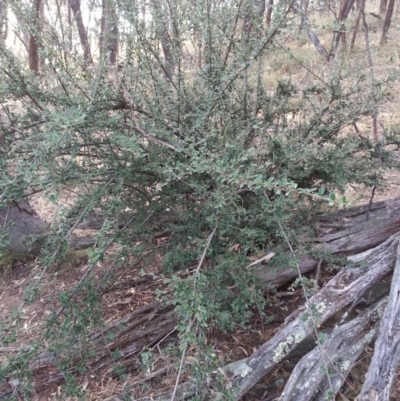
[{"xmin": 3, "ymin": 5, "xmax": 400, "ymax": 401}]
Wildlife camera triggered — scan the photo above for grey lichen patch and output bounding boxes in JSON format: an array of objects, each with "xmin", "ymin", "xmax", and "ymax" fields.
[
  {"xmin": 349, "ymin": 329, "xmax": 377, "ymax": 354},
  {"xmin": 365, "ymin": 329, "xmax": 377, "ymax": 342},
  {"xmin": 223, "ymin": 360, "xmax": 253, "ymax": 378},
  {"xmin": 273, "ymin": 336, "xmax": 294, "ymax": 363},
  {"xmin": 294, "ymin": 330, "xmax": 306, "ymax": 343},
  {"xmin": 233, "ymin": 362, "xmax": 253, "ymax": 378},
  {"xmin": 341, "ymin": 359, "xmax": 351, "ymax": 372},
  {"xmin": 315, "ymin": 302, "xmax": 327, "ymax": 314}
]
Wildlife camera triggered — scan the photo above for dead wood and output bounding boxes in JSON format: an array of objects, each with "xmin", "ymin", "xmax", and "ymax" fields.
[
  {"xmin": 231, "ymin": 234, "xmax": 399, "ymax": 400},
  {"xmin": 0, "ymin": 201, "xmax": 96, "ymax": 259},
  {"xmin": 4, "ymin": 198, "xmax": 400, "ymax": 400},
  {"xmin": 1, "ymin": 302, "xmax": 177, "ymax": 397},
  {"xmin": 0, "ymin": 201, "xmax": 48, "ymax": 258},
  {"xmin": 137, "ymin": 234, "xmax": 398, "ymax": 401},
  {"xmin": 0, "ymin": 202, "xmax": 179, "ymax": 260},
  {"xmin": 279, "ymin": 298, "xmax": 386, "ymax": 401},
  {"xmin": 358, "ymin": 241, "xmax": 400, "ymax": 400},
  {"xmin": 255, "ymin": 196, "xmax": 400, "ymax": 286}
]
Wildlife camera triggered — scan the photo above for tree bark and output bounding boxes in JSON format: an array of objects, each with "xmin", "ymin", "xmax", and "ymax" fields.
[
  {"xmin": 379, "ymin": 0, "xmax": 388, "ymax": 14},
  {"xmin": 99, "ymin": 0, "xmax": 118, "ymax": 65},
  {"xmin": 266, "ymin": 0, "xmax": 273, "ymax": 27},
  {"xmin": 28, "ymin": 0, "xmax": 41, "ymax": 74},
  {"xmin": 350, "ymin": 0, "xmax": 362, "ymax": 49},
  {"xmin": 67, "ymin": 0, "xmax": 92, "ymax": 63},
  {"xmin": 0, "ymin": 201, "xmax": 96, "ymax": 259},
  {"xmin": 326, "ymin": 0, "xmax": 356, "ymax": 61},
  {"xmin": 152, "ymin": 0, "xmax": 175, "ymax": 76},
  {"xmin": 255, "ymin": 196, "xmax": 400, "ymax": 286},
  {"xmin": 293, "ymin": 3, "xmax": 329, "ymax": 59},
  {"xmin": 358, "ymin": 242, "xmax": 400, "ymax": 400},
  {"xmin": 4, "ymin": 198, "xmax": 400, "ymax": 399},
  {"xmin": 0, "ymin": 0, "xmax": 7, "ymax": 40},
  {"xmin": 0, "ymin": 201, "xmax": 48, "ymax": 258},
  {"xmin": 279, "ymin": 299, "xmax": 385, "ymax": 401},
  {"xmin": 381, "ymin": 0, "xmax": 395, "ymax": 44}
]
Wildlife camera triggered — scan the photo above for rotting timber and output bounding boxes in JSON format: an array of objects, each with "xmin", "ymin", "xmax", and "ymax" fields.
[{"xmin": 2, "ymin": 197, "xmax": 400, "ymax": 400}]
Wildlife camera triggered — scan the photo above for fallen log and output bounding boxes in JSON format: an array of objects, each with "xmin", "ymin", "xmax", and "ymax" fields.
[
  {"xmin": 132, "ymin": 234, "xmax": 399, "ymax": 401},
  {"xmin": 4, "ymin": 198, "xmax": 400, "ymax": 400},
  {"xmin": 255, "ymin": 196, "xmax": 400, "ymax": 285},
  {"xmin": 279, "ymin": 299, "xmax": 385, "ymax": 401},
  {"xmin": 0, "ymin": 201, "xmax": 96, "ymax": 259},
  {"xmin": 227, "ymin": 234, "xmax": 400, "ymax": 400},
  {"xmin": 358, "ymin": 241, "xmax": 400, "ymax": 400},
  {"xmin": 0, "ymin": 302, "xmax": 177, "ymax": 398}
]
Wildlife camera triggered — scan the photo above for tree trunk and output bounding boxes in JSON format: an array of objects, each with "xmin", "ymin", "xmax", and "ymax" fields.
[
  {"xmin": 28, "ymin": 0, "xmax": 41, "ymax": 74},
  {"xmin": 381, "ymin": 0, "xmax": 395, "ymax": 44},
  {"xmin": 293, "ymin": 3, "xmax": 329, "ymax": 58},
  {"xmin": 99, "ymin": 0, "xmax": 119, "ymax": 65},
  {"xmin": 0, "ymin": 0, "xmax": 7, "ymax": 40},
  {"xmin": 266, "ymin": 0, "xmax": 273, "ymax": 27},
  {"xmin": 350, "ymin": 0, "xmax": 362, "ymax": 49},
  {"xmin": 67, "ymin": 0, "xmax": 92, "ymax": 63},
  {"xmin": 379, "ymin": 0, "xmax": 388, "ymax": 14},
  {"xmin": 326, "ymin": 0, "xmax": 356, "ymax": 61},
  {"xmin": 152, "ymin": 0, "xmax": 175, "ymax": 77}
]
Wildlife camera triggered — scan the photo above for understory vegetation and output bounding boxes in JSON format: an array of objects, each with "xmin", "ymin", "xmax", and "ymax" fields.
[{"xmin": 1, "ymin": 0, "xmax": 400, "ymax": 399}]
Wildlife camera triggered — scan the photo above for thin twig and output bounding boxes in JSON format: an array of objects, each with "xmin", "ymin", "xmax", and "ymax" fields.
[
  {"xmin": 246, "ymin": 252, "xmax": 275, "ymax": 268},
  {"xmin": 193, "ymin": 227, "xmax": 217, "ymax": 289},
  {"xmin": 130, "ymin": 116, "xmax": 180, "ymax": 152},
  {"xmin": 263, "ymin": 190, "xmax": 335, "ymax": 392},
  {"xmin": 315, "ymin": 258, "xmax": 323, "ymax": 284},
  {"xmin": 171, "ymin": 227, "xmax": 217, "ymax": 401}
]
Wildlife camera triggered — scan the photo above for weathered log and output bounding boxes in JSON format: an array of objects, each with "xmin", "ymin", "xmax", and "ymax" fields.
[
  {"xmin": 358, "ymin": 241, "xmax": 400, "ymax": 401},
  {"xmin": 279, "ymin": 298, "xmax": 386, "ymax": 401},
  {"xmin": 0, "ymin": 201, "xmax": 48, "ymax": 258},
  {"xmin": 0, "ymin": 202, "xmax": 179, "ymax": 260},
  {"xmin": 232, "ymin": 234, "xmax": 399, "ymax": 400},
  {"xmin": 255, "ymin": 197, "xmax": 400, "ymax": 285},
  {"xmin": 0, "ymin": 302, "xmax": 177, "ymax": 398},
  {"xmin": 85, "ymin": 233, "xmax": 400, "ymax": 401},
  {"xmin": 0, "ymin": 201, "xmax": 96, "ymax": 259},
  {"xmin": 4, "ymin": 198, "xmax": 400, "ymax": 400}
]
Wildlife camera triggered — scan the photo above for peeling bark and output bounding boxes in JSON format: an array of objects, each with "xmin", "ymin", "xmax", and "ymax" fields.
[
  {"xmin": 4, "ymin": 198, "xmax": 400, "ymax": 400},
  {"xmin": 232, "ymin": 235, "xmax": 399, "ymax": 399},
  {"xmin": 255, "ymin": 197, "xmax": 400, "ymax": 286},
  {"xmin": 358, "ymin": 241, "xmax": 400, "ymax": 400}
]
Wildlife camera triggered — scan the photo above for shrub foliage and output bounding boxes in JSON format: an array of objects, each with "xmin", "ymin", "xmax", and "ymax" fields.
[{"xmin": 0, "ymin": 0, "xmax": 398, "ymax": 397}]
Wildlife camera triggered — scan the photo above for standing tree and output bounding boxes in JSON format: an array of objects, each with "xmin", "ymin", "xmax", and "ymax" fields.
[
  {"xmin": 99, "ymin": 0, "xmax": 118, "ymax": 65},
  {"xmin": 0, "ymin": 0, "xmax": 7, "ymax": 40},
  {"xmin": 67, "ymin": 0, "xmax": 92, "ymax": 63},
  {"xmin": 379, "ymin": 0, "xmax": 388, "ymax": 14},
  {"xmin": 28, "ymin": 0, "xmax": 41, "ymax": 73},
  {"xmin": 350, "ymin": 0, "xmax": 362, "ymax": 48},
  {"xmin": 381, "ymin": 0, "xmax": 396, "ymax": 44},
  {"xmin": 266, "ymin": 0, "xmax": 273, "ymax": 26}
]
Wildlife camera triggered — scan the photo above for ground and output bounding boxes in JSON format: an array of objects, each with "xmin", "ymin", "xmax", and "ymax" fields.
[{"xmin": 3, "ymin": 5, "xmax": 400, "ymax": 400}]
